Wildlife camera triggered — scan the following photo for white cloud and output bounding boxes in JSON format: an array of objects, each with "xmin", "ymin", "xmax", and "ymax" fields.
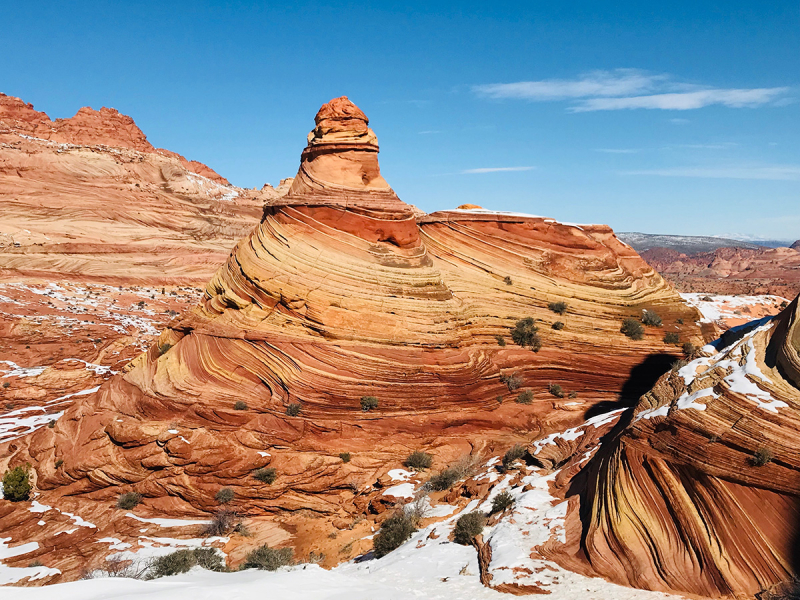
[
  {"xmin": 621, "ymin": 165, "xmax": 800, "ymax": 181},
  {"xmin": 572, "ymin": 88, "xmax": 788, "ymax": 112},
  {"xmin": 460, "ymin": 166, "xmax": 536, "ymax": 174},
  {"xmin": 473, "ymin": 69, "xmax": 660, "ymax": 100},
  {"xmin": 473, "ymin": 70, "xmax": 790, "ymax": 112}
]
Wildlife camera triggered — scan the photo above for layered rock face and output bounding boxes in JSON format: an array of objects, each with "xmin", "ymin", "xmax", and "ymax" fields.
[
  {"xmin": 3, "ymin": 97, "xmax": 704, "ymax": 581},
  {"xmin": 551, "ymin": 295, "xmax": 800, "ymax": 598},
  {"xmin": 0, "ymin": 92, "xmax": 283, "ymax": 283},
  {"xmin": 641, "ymin": 245, "xmax": 800, "ymax": 298}
]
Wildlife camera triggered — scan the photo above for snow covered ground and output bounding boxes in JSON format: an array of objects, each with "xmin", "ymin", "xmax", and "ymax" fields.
[{"xmin": 681, "ymin": 293, "xmax": 787, "ymax": 326}]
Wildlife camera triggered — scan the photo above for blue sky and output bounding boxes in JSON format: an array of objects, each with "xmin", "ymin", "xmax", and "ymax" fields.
[{"xmin": 4, "ymin": 1, "xmax": 798, "ymax": 239}]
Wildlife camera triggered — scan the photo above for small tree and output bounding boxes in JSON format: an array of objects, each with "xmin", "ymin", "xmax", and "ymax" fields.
[
  {"xmin": 2, "ymin": 465, "xmax": 31, "ymax": 502},
  {"xmin": 511, "ymin": 318, "xmax": 539, "ymax": 347},
  {"xmin": 491, "ymin": 490, "xmax": 514, "ymax": 514},
  {"xmin": 360, "ymin": 396, "xmax": 379, "ymax": 412},
  {"xmin": 663, "ymin": 332, "xmax": 680, "ymax": 345},
  {"xmin": 234, "ymin": 401, "xmax": 248, "ymax": 411},
  {"xmin": 548, "ymin": 383, "xmax": 564, "ymax": 398},
  {"xmin": 117, "ymin": 492, "xmax": 142, "ymax": 510},
  {"xmin": 373, "ymin": 511, "xmax": 417, "ymax": 558},
  {"xmin": 642, "ymin": 310, "xmax": 663, "ymax": 327},
  {"xmin": 621, "ymin": 318, "xmax": 645, "ymax": 340},
  {"xmin": 241, "ymin": 544, "xmax": 293, "ymax": 571},
  {"xmin": 516, "ymin": 390, "xmax": 533, "ymax": 404},
  {"xmin": 286, "ymin": 403, "xmax": 302, "ymax": 416},
  {"xmin": 405, "ymin": 451, "xmax": 433, "ymax": 471},
  {"xmin": 453, "ymin": 511, "xmax": 486, "ymax": 545},
  {"xmin": 548, "ymin": 301, "xmax": 567, "ymax": 315},
  {"xmin": 339, "ymin": 452, "xmax": 351, "ymax": 463},
  {"xmin": 254, "ymin": 467, "xmax": 277, "ymax": 484},
  {"xmin": 215, "ymin": 488, "xmax": 235, "ymax": 504}
]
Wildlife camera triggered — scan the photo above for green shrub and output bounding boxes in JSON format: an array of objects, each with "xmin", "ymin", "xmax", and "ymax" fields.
[
  {"xmin": 241, "ymin": 544, "xmax": 293, "ymax": 571},
  {"xmin": 2, "ymin": 465, "xmax": 31, "ymax": 502},
  {"xmin": 548, "ymin": 301, "xmax": 567, "ymax": 315},
  {"xmin": 117, "ymin": 492, "xmax": 142, "ymax": 510},
  {"xmin": 360, "ymin": 396, "xmax": 379, "ymax": 412},
  {"xmin": 548, "ymin": 383, "xmax": 564, "ymax": 398},
  {"xmin": 751, "ymin": 447, "xmax": 773, "ymax": 467},
  {"xmin": 663, "ymin": 332, "xmax": 680, "ymax": 345},
  {"xmin": 453, "ymin": 511, "xmax": 486, "ymax": 545},
  {"xmin": 568, "ymin": 391, "xmax": 578, "ymax": 399},
  {"xmin": 621, "ymin": 318, "xmax": 645, "ymax": 340},
  {"xmin": 500, "ymin": 373, "xmax": 522, "ymax": 391},
  {"xmin": 495, "ymin": 335, "xmax": 506, "ymax": 347},
  {"xmin": 405, "ymin": 450, "xmax": 433, "ymax": 471},
  {"xmin": 234, "ymin": 401, "xmax": 248, "ymax": 411},
  {"xmin": 428, "ymin": 468, "xmax": 459, "ymax": 491},
  {"xmin": 286, "ymin": 403, "xmax": 302, "ymax": 416},
  {"xmin": 147, "ymin": 548, "xmax": 225, "ymax": 579},
  {"xmin": 491, "ymin": 490, "xmax": 514, "ymax": 514},
  {"xmin": 551, "ymin": 321, "xmax": 565, "ymax": 330},
  {"xmin": 215, "ymin": 488, "xmax": 235, "ymax": 504},
  {"xmin": 254, "ymin": 467, "xmax": 277, "ymax": 484},
  {"xmin": 339, "ymin": 452, "xmax": 351, "ymax": 463},
  {"xmin": 373, "ymin": 511, "xmax": 417, "ymax": 558},
  {"xmin": 516, "ymin": 390, "xmax": 533, "ymax": 404},
  {"xmin": 502, "ymin": 445, "xmax": 526, "ymax": 470},
  {"xmin": 642, "ymin": 310, "xmax": 663, "ymax": 327},
  {"xmin": 510, "ymin": 318, "xmax": 539, "ymax": 348},
  {"xmin": 683, "ymin": 342, "xmax": 697, "ymax": 356}
]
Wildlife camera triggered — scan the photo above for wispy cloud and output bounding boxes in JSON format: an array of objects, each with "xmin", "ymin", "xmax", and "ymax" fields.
[
  {"xmin": 473, "ymin": 69, "xmax": 791, "ymax": 112},
  {"xmin": 621, "ymin": 165, "xmax": 800, "ymax": 181},
  {"xmin": 663, "ymin": 142, "xmax": 738, "ymax": 150},
  {"xmin": 595, "ymin": 148, "xmax": 640, "ymax": 154},
  {"xmin": 460, "ymin": 166, "xmax": 536, "ymax": 174}
]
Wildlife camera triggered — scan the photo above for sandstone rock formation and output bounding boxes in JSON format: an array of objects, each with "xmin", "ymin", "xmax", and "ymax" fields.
[
  {"xmin": 641, "ymin": 245, "xmax": 800, "ymax": 298},
  {"xmin": 0, "ymin": 92, "xmax": 287, "ymax": 284},
  {"xmin": 1, "ymin": 97, "xmax": 704, "ymax": 583},
  {"xmin": 543, "ymin": 295, "xmax": 800, "ymax": 598}
]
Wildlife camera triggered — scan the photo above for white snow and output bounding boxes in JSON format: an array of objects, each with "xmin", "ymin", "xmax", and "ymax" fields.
[
  {"xmin": 125, "ymin": 513, "xmax": 212, "ymax": 527},
  {"xmin": 681, "ymin": 293, "xmax": 787, "ymax": 324},
  {"xmin": 0, "ymin": 360, "xmax": 46, "ymax": 378},
  {"xmin": 0, "ymin": 406, "xmax": 64, "ymax": 443},
  {"xmin": 387, "ymin": 469, "xmax": 412, "ymax": 481},
  {"xmin": 0, "ymin": 538, "xmax": 61, "ymax": 584},
  {"xmin": 531, "ymin": 409, "xmax": 625, "ymax": 455},
  {"xmin": 382, "ymin": 483, "xmax": 415, "ymax": 499}
]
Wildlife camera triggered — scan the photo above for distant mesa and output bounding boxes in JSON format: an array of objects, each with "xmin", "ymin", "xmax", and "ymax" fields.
[{"xmin": 791, "ymin": 239, "xmax": 800, "ymax": 250}]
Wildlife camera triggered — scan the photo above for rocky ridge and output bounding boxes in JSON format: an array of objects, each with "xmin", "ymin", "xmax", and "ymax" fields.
[{"xmin": 0, "ymin": 97, "xmax": 706, "ymax": 584}]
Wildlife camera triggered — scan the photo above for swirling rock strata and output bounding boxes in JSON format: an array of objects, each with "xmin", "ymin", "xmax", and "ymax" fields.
[{"xmin": 3, "ymin": 97, "xmax": 703, "ymax": 581}]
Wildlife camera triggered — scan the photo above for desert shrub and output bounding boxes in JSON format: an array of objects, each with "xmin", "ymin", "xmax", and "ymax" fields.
[
  {"xmin": 254, "ymin": 467, "xmax": 277, "ymax": 484},
  {"xmin": 500, "ymin": 373, "xmax": 522, "ymax": 391},
  {"xmin": 548, "ymin": 301, "xmax": 567, "ymax": 315},
  {"xmin": 503, "ymin": 276, "xmax": 513, "ymax": 285},
  {"xmin": 203, "ymin": 508, "xmax": 239, "ymax": 537},
  {"xmin": 568, "ymin": 391, "xmax": 578, "ymax": 399},
  {"xmin": 339, "ymin": 452, "xmax": 351, "ymax": 463},
  {"xmin": 360, "ymin": 396, "xmax": 379, "ymax": 412},
  {"xmin": 551, "ymin": 321, "xmax": 565, "ymax": 330},
  {"xmin": 215, "ymin": 487, "xmax": 235, "ymax": 504},
  {"xmin": 286, "ymin": 403, "xmax": 302, "ymax": 416},
  {"xmin": 233, "ymin": 401, "xmax": 248, "ymax": 411},
  {"xmin": 671, "ymin": 359, "xmax": 688, "ymax": 372},
  {"xmin": 491, "ymin": 490, "xmax": 514, "ymax": 514},
  {"xmin": 511, "ymin": 318, "xmax": 539, "ymax": 348},
  {"xmin": 502, "ymin": 444, "xmax": 526, "ymax": 470},
  {"xmin": 373, "ymin": 511, "xmax": 417, "ymax": 558},
  {"xmin": 148, "ymin": 548, "xmax": 225, "ymax": 579},
  {"xmin": 405, "ymin": 450, "xmax": 433, "ymax": 471},
  {"xmin": 642, "ymin": 310, "xmax": 663, "ymax": 327},
  {"xmin": 683, "ymin": 342, "xmax": 697, "ymax": 356},
  {"xmin": 1, "ymin": 465, "xmax": 31, "ymax": 502},
  {"xmin": 701, "ymin": 295, "xmax": 714, "ymax": 302},
  {"xmin": 751, "ymin": 447, "xmax": 773, "ymax": 467},
  {"xmin": 621, "ymin": 318, "xmax": 645, "ymax": 340},
  {"xmin": 516, "ymin": 390, "xmax": 533, "ymax": 404},
  {"xmin": 117, "ymin": 492, "xmax": 142, "ymax": 510},
  {"xmin": 495, "ymin": 335, "xmax": 506, "ymax": 346},
  {"xmin": 48, "ymin": 420, "xmax": 56, "ymax": 428},
  {"xmin": 677, "ymin": 318, "xmax": 684, "ymax": 325},
  {"xmin": 663, "ymin": 332, "xmax": 680, "ymax": 345},
  {"xmin": 2, "ymin": 382, "xmax": 9, "ymax": 388},
  {"xmin": 54, "ymin": 459, "xmax": 63, "ymax": 469},
  {"xmin": 428, "ymin": 468, "xmax": 459, "ymax": 491},
  {"xmin": 241, "ymin": 544, "xmax": 293, "ymax": 571},
  {"xmin": 548, "ymin": 383, "xmax": 564, "ymax": 398},
  {"xmin": 453, "ymin": 511, "xmax": 486, "ymax": 545}
]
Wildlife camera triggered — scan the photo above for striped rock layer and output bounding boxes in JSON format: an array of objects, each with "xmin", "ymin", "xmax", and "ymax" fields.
[{"xmin": 6, "ymin": 97, "xmax": 704, "ymax": 580}]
